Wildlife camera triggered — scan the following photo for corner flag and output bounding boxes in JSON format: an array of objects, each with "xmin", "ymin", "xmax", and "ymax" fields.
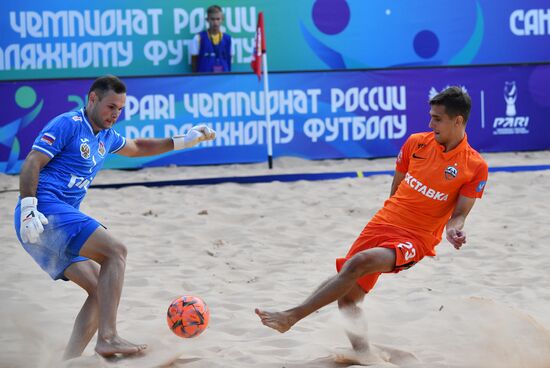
[
  {"xmin": 251, "ymin": 12, "xmax": 265, "ymax": 80},
  {"xmin": 250, "ymin": 12, "xmax": 273, "ymax": 168}
]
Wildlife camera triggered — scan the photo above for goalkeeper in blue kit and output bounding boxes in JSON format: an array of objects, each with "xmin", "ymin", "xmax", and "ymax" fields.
[{"xmin": 14, "ymin": 75, "xmax": 215, "ymax": 359}]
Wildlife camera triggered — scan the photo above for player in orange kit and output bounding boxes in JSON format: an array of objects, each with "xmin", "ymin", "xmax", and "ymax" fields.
[{"xmin": 255, "ymin": 86, "xmax": 488, "ymax": 362}]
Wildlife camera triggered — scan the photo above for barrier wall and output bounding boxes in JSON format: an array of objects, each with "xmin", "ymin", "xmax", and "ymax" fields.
[
  {"xmin": 1, "ymin": 0, "xmax": 549, "ymax": 80},
  {"xmin": 1, "ymin": 64, "xmax": 549, "ymax": 173}
]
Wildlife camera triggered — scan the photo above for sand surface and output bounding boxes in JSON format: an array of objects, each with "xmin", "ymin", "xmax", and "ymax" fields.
[{"xmin": 1, "ymin": 151, "xmax": 549, "ymax": 368}]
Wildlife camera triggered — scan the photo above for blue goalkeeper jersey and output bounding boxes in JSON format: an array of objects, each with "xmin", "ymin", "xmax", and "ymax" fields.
[{"xmin": 31, "ymin": 108, "xmax": 126, "ymax": 208}]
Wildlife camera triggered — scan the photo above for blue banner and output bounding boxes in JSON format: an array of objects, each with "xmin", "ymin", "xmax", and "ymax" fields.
[
  {"xmin": 1, "ymin": 0, "xmax": 549, "ymax": 80},
  {"xmin": 1, "ymin": 64, "xmax": 549, "ymax": 173}
]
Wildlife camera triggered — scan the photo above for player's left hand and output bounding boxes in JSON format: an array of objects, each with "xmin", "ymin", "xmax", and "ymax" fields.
[
  {"xmin": 172, "ymin": 125, "xmax": 216, "ymax": 150},
  {"xmin": 446, "ymin": 228, "xmax": 466, "ymax": 250}
]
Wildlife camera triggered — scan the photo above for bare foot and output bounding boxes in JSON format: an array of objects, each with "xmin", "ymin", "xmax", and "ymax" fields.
[
  {"xmin": 255, "ymin": 308, "xmax": 297, "ymax": 333},
  {"xmin": 119, "ymin": 336, "xmax": 147, "ymax": 351},
  {"xmin": 95, "ymin": 335, "xmax": 147, "ymax": 357}
]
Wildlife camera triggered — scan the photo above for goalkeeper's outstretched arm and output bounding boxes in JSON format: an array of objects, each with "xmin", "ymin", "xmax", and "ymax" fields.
[{"xmin": 117, "ymin": 125, "xmax": 216, "ymax": 157}]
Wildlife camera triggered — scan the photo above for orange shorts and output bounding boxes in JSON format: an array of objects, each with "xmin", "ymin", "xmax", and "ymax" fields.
[{"xmin": 336, "ymin": 222, "xmax": 430, "ymax": 293}]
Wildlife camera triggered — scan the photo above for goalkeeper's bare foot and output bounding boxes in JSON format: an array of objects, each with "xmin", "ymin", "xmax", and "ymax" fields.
[
  {"xmin": 255, "ymin": 308, "xmax": 297, "ymax": 333},
  {"xmin": 95, "ymin": 335, "xmax": 147, "ymax": 357}
]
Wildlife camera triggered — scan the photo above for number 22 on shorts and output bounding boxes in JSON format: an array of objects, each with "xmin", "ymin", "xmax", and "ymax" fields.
[{"xmin": 397, "ymin": 241, "xmax": 416, "ymax": 261}]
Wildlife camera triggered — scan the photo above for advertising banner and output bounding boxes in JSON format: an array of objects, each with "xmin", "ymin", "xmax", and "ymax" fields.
[
  {"xmin": 1, "ymin": 0, "xmax": 549, "ymax": 80},
  {"xmin": 1, "ymin": 64, "xmax": 549, "ymax": 174}
]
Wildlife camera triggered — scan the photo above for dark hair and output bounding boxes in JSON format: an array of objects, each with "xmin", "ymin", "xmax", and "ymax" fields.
[
  {"xmin": 207, "ymin": 5, "xmax": 223, "ymax": 16},
  {"xmin": 88, "ymin": 75, "xmax": 126, "ymax": 99},
  {"xmin": 429, "ymin": 86, "xmax": 471, "ymax": 123}
]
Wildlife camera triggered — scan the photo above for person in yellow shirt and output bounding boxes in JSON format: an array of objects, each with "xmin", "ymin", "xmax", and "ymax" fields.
[{"xmin": 190, "ymin": 5, "xmax": 233, "ymax": 73}]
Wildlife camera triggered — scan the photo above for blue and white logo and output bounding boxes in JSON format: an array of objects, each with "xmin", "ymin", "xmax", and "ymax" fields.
[
  {"xmin": 476, "ymin": 180, "xmax": 487, "ymax": 192},
  {"xmin": 493, "ymin": 81, "xmax": 530, "ymax": 135}
]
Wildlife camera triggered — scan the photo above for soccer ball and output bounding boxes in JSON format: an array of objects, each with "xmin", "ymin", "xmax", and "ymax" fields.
[{"xmin": 167, "ymin": 295, "xmax": 210, "ymax": 338}]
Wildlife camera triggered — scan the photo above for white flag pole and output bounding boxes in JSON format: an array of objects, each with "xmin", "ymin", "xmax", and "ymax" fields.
[{"xmin": 262, "ymin": 52, "xmax": 273, "ymax": 169}]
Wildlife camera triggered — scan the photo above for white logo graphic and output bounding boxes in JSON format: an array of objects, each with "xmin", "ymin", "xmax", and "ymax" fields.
[
  {"xmin": 68, "ymin": 174, "xmax": 93, "ymax": 191},
  {"xmin": 492, "ymin": 81, "xmax": 530, "ymax": 135},
  {"xmin": 429, "ymin": 85, "xmax": 468, "ymax": 100},
  {"xmin": 504, "ymin": 81, "xmax": 517, "ymax": 117}
]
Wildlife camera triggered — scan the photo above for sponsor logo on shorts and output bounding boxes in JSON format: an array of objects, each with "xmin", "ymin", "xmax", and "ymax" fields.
[
  {"xmin": 80, "ymin": 143, "xmax": 90, "ymax": 159},
  {"xmin": 404, "ymin": 173, "xmax": 449, "ymax": 201}
]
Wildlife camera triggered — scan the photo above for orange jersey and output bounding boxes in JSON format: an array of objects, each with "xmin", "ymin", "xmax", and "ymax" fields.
[{"xmin": 370, "ymin": 132, "xmax": 488, "ymax": 254}]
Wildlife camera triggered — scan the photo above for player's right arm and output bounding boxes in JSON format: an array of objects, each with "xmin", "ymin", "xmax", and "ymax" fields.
[
  {"xmin": 20, "ymin": 150, "xmax": 51, "ymax": 197},
  {"xmin": 116, "ymin": 125, "xmax": 215, "ymax": 157},
  {"xmin": 390, "ymin": 170, "xmax": 406, "ymax": 197},
  {"xmin": 390, "ymin": 134, "xmax": 416, "ymax": 197},
  {"xmin": 19, "ymin": 150, "xmax": 51, "ymax": 243}
]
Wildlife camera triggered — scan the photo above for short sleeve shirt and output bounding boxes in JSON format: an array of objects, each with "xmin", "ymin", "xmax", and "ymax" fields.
[
  {"xmin": 32, "ymin": 108, "xmax": 126, "ymax": 208},
  {"xmin": 370, "ymin": 132, "xmax": 488, "ymax": 252}
]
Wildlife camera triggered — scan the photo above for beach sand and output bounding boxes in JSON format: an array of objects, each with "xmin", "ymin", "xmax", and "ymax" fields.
[{"xmin": 1, "ymin": 150, "xmax": 549, "ymax": 368}]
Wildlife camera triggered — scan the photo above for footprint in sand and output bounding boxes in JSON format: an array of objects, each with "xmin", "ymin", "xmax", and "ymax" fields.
[{"xmin": 61, "ymin": 342, "xmax": 197, "ymax": 368}]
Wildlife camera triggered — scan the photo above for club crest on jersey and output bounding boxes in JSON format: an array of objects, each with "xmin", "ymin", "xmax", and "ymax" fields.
[
  {"xmin": 444, "ymin": 166, "xmax": 458, "ymax": 180},
  {"xmin": 98, "ymin": 141, "xmax": 106, "ymax": 156},
  {"xmin": 80, "ymin": 143, "xmax": 91, "ymax": 159}
]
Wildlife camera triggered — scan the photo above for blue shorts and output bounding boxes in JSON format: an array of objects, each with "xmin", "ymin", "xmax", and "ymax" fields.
[{"xmin": 14, "ymin": 198, "xmax": 100, "ymax": 281}]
